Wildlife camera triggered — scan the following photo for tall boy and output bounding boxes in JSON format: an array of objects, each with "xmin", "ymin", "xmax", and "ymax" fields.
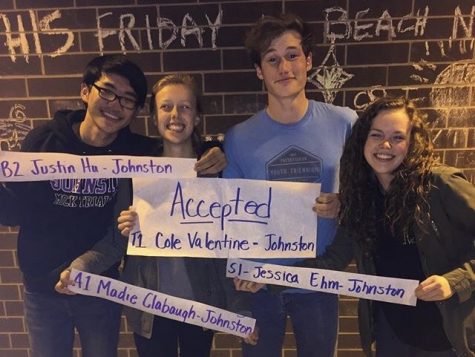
[{"xmin": 224, "ymin": 14, "xmax": 357, "ymax": 357}]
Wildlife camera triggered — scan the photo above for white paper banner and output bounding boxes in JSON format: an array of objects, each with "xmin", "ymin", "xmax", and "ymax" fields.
[
  {"xmin": 69, "ymin": 269, "xmax": 256, "ymax": 337},
  {"xmin": 0, "ymin": 151, "xmax": 196, "ymax": 181},
  {"xmin": 128, "ymin": 177, "xmax": 319, "ymax": 258},
  {"xmin": 226, "ymin": 259, "xmax": 419, "ymax": 306}
]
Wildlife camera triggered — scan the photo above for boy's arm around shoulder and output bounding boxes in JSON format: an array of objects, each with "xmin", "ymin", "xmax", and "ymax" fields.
[
  {"xmin": 196, "ymin": 139, "xmax": 226, "ymax": 177},
  {"xmin": 68, "ymin": 179, "xmax": 131, "ymax": 274}
]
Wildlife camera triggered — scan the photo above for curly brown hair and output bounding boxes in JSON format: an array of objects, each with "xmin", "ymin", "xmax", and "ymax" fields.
[{"xmin": 339, "ymin": 97, "xmax": 436, "ymax": 249}]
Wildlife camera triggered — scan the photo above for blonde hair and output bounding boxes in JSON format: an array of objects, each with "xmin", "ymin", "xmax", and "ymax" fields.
[{"xmin": 149, "ymin": 74, "xmax": 202, "ymax": 153}]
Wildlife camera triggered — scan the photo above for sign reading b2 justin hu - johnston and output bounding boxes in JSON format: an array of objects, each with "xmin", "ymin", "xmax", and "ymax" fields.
[
  {"xmin": 0, "ymin": 151, "xmax": 196, "ymax": 181},
  {"xmin": 226, "ymin": 259, "xmax": 419, "ymax": 306},
  {"xmin": 69, "ymin": 269, "xmax": 256, "ymax": 338},
  {"xmin": 128, "ymin": 177, "xmax": 319, "ymax": 258}
]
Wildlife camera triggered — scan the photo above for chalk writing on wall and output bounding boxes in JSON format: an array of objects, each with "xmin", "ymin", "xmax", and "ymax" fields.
[
  {"xmin": 352, "ymin": 86, "xmax": 388, "ymax": 110},
  {"xmin": 0, "ymin": 4, "xmax": 473, "ymax": 165},
  {"xmin": 0, "ymin": 9, "xmax": 222, "ymax": 62},
  {"xmin": 97, "ymin": 10, "xmax": 222, "ymax": 53},
  {"xmin": 323, "ymin": 6, "xmax": 429, "ymax": 42},
  {"xmin": 424, "ymin": 6, "xmax": 475, "ymax": 58},
  {"xmin": 323, "ymin": 5, "xmax": 474, "ymax": 46},
  {"xmin": 0, "ymin": 104, "xmax": 31, "ymax": 151},
  {"xmin": 0, "ymin": 10, "xmax": 74, "ymax": 63},
  {"xmin": 317, "ymin": 5, "xmax": 475, "ymax": 107}
]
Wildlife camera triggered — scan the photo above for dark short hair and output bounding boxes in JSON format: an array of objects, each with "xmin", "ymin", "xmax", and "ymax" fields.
[
  {"xmin": 82, "ymin": 54, "xmax": 147, "ymax": 108},
  {"xmin": 245, "ymin": 13, "xmax": 313, "ymax": 67}
]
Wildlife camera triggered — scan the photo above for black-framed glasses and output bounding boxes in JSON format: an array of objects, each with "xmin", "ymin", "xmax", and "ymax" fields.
[{"xmin": 92, "ymin": 84, "xmax": 138, "ymax": 110}]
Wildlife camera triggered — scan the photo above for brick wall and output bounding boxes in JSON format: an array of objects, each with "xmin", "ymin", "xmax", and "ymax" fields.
[{"xmin": 0, "ymin": 0, "xmax": 474, "ymax": 356}]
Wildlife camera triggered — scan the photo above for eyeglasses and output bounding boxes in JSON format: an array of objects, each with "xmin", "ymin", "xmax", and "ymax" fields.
[{"xmin": 92, "ymin": 84, "xmax": 138, "ymax": 110}]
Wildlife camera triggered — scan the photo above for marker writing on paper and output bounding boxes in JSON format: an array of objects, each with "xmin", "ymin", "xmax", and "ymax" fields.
[
  {"xmin": 264, "ymin": 233, "xmax": 315, "ymax": 252},
  {"xmin": 170, "ymin": 181, "xmax": 272, "ymax": 230}
]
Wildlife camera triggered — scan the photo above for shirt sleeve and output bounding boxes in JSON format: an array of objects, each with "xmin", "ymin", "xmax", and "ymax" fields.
[
  {"xmin": 223, "ymin": 128, "xmax": 244, "ymax": 179},
  {"xmin": 69, "ymin": 179, "xmax": 131, "ymax": 274},
  {"xmin": 435, "ymin": 168, "xmax": 475, "ymax": 303}
]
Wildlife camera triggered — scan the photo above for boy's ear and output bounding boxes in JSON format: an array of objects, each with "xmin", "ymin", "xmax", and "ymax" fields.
[
  {"xmin": 306, "ymin": 52, "xmax": 313, "ymax": 71},
  {"xmin": 255, "ymin": 64, "xmax": 264, "ymax": 80},
  {"xmin": 80, "ymin": 83, "xmax": 90, "ymax": 102}
]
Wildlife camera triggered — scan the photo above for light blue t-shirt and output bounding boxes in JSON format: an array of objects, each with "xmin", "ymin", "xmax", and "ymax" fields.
[{"xmin": 224, "ymin": 100, "xmax": 357, "ymax": 268}]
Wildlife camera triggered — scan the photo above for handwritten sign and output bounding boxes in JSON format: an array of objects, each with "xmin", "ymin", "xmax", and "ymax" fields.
[
  {"xmin": 68, "ymin": 269, "xmax": 255, "ymax": 337},
  {"xmin": 128, "ymin": 177, "xmax": 319, "ymax": 258},
  {"xmin": 226, "ymin": 259, "xmax": 419, "ymax": 306},
  {"xmin": 0, "ymin": 151, "xmax": 196, "ymax": 181}
]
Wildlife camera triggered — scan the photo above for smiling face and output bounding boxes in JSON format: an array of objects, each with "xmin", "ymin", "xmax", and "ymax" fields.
[
  {"xmin": 363, "ymin": 108, "xmax": 412, "ymax": 190},
  {"xmin": 80, "ymin": 72, "xmax": 138, "ymax": 146},
  {"xmin": 154, "ymin": 83, "xmax": 199, "ymax": 149},
  {"xmin": 256, "ymin": 30, "xmax": 312, "ymax": 102}
]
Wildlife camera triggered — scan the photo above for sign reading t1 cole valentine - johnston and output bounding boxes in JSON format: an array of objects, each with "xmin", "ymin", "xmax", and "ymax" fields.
[{"xmin": 128, "ymin": 177, "xmax": 320, "ymax": 258}]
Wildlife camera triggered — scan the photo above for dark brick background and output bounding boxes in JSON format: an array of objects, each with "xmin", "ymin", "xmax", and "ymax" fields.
[{"xmin": 1, "ymin": 1, "xmax": 474, "ymax": 356}]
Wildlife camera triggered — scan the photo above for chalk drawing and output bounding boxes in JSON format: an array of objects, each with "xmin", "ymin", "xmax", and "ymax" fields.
[
  {"xmin": 307, "ymin": 42, "xmax": 354, "ymax": 104},
  {"xmin": 430, "ymin": 61, "xmax": 475, "ymax": 127},
  {"xmin": 0, "ymin": 104, "xmax": 32, "ymax": 151},
  {"xmin": 410, "ymin": 59, "xmax": 438, "ymax": 86}
]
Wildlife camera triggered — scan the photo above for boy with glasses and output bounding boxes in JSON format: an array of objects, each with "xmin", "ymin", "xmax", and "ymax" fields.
[
  {"xmin": 0, "ymin": 54, "xmax": 154, "ymax": 357},
  {"xmin": 91, "ymin": 83, "xmax": 139, "ymax": 110}
]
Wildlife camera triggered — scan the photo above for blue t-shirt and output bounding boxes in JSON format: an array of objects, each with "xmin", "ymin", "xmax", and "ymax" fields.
[{"xmin": 224, "ymin": 100, "xmax": 356, "ymax": 267}]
